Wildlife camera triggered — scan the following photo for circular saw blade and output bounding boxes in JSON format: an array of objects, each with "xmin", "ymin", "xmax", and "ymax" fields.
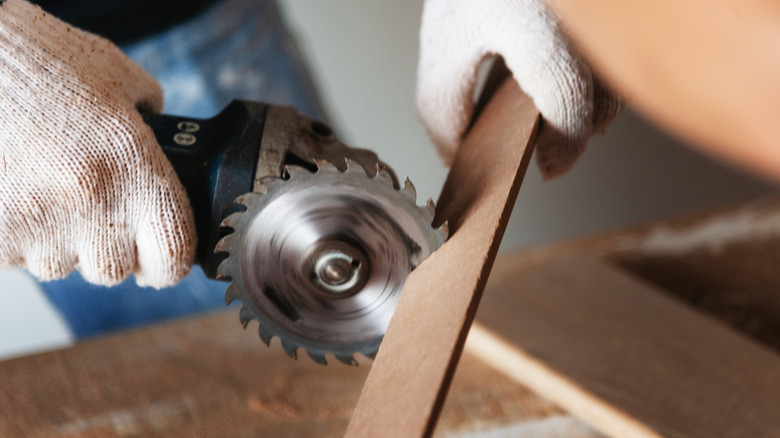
[{"xmin": 216, "ymin": 160, "xmax": 447, "ymax": 365}]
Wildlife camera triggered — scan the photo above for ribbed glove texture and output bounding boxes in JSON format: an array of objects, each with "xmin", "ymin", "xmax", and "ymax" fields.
[
  {"xmin": 417, "ymin": 0, "xmax": 623, "ymax": 178},
  {"xmin": 0, "ymin": 0, "xmax": 196, "ymax": 288}
]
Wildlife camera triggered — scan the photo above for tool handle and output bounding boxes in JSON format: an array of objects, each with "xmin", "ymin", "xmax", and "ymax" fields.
[{"xmin": 143, "ymin": 101, "xmax": 269, "ymax": 278}]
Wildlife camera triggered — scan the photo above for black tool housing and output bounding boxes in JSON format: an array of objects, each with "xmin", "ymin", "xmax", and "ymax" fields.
[{"xmin": 143, "ymin": 101, "xmax": 269, "ymax": 278}]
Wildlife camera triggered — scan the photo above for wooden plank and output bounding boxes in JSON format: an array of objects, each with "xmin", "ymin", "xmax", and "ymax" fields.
[
  {"xmin": 0, "ymin": 309, "xmax": 564, "ymax": 437},
  {"xmin": 608, "ymin": 197, "xmax": 780, "ymax": 353},
  {"xmin": 0, "ymin": 310, "xmax": 368, "ymax": 438},
  {"xmin": 492, "ymin": 196, "xmax": 780, "ymax": 353},
  {"xmin": 470, "ymin": 254, "xmax": 780, "ymax": 438},
  {"xmin": 346, "ymin": 80, "xmax": 540, "ymax": 437},
  {"xmin": 616, "ymin": 239, "xmax": 780, "ymax": 354}
]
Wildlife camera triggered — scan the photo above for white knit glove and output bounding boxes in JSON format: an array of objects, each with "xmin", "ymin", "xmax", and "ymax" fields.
[
  {"xmin": 0, "ymin": 0, "xmax": 196, "ymax": 288},
  {"xmin": 417, "ymin": 0, "xmax": 623, "ymax": 178}
]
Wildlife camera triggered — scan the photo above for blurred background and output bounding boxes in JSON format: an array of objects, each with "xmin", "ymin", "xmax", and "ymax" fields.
[{"xmin": 1, "ymin": 0, "xmax": 777, "ymax": 360}]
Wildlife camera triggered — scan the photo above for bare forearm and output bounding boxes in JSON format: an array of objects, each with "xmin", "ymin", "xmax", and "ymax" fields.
[{"xmin": 549, "ymin": 0, "xmax": 780, "ymax": 181}]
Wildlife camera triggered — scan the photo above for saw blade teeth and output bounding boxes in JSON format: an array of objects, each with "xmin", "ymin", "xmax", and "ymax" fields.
[
  {"xmin": 216, "ymin": 257, "xmax": 228, "ymax": 276},
  {"xmin": 219, "ymin": 212, "xmax": 244, "ymax": 230},
  {"xmin": 233, "ymin": 193, "xmax": 253, "ymax": 207},
  {"xmin": 281, "ymin": 339, "xmax": 299, "ymax": 359},
  {"xmin": 375, "ymin": 168, "xmax": 394, "ymax": 186},
  {"xmin": 239, "ymin": 305, "xmax": 254, "ymax": 328},
  {"xmin": 214, "ymin": 232, "xmax": 237, "ymax": 253},
  {"xmin": 307, "ymin": 351, "xmax": 328, "ymax": 366},
  {"xmin": 216, "ymin": 257, "xmax": 234, "ymax": 280},
  {"xmin": 257, "ymin": 327, "xmax": 273, "ymax": 346},
  {"xmin": 218, "ymin": 148, "xmax": 448, "ymax": 366},
  {"xmin": 313, "ymin": 158, "xmax": 330, "ymax": 168},
  {"xmin": 344, "ymin": 159, "xmax": 368, "ymax": 177},
  {"xmin": 402, "ymin": 178, "xmax": 417, "ymax": 202},
  {"xmin": 256, "ymin": 175, "xmax": 283, "ymax": 193},
  {"xmin": 335, "ymin": 353, "xmax": 358, "ymax": 366},
  {"xmin": 285, "ymin": 164, "xmax": 311, "ymax": 180},
  {"xmin": 224, "ymin": 283, "xmax": 241, "ymax": 305},
  {"xmin": 425, "ymin": 197, "xmax": 436, "ymax": 220},
  {"xmin": 439, "ymin": 220, "xmax": 450, "ymax": 240},
  {"xmin": 315, "ymin": 159, "xmax": 338, "ymax": 172}
]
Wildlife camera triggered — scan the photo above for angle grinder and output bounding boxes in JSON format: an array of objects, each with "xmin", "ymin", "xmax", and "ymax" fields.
[{"xmin": 143, "ymin": 101, "xmax": 447, "ymax": 365}]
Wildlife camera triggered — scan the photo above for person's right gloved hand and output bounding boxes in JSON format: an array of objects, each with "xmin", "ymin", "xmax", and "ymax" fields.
[
  {"xmin": 0, "ymin": 0, "xmax": 196, "ymax": 288},
  {"xmin": 416, "ymin": 0, "xmax": 623, "ymax": 178}
]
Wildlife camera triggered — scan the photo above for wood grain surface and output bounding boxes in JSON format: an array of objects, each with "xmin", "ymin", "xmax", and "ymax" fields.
[
  {"xmin": 0, "ymin": 309, "xmax": 565, "ymax": 437},
  {"xmin": 346, "ymin": 79, "xmax": 540, "ymax": 437},
  {"xmin": 471, "ymin": 254, "xmax": 780, "ymax": 438},
  {"xmin": 489, "ymin": 196, "xmax": 780, "ymax": 353},
  {"xmin": 4, "ymin": 193, "xmax": 779, "ymax": 437}
]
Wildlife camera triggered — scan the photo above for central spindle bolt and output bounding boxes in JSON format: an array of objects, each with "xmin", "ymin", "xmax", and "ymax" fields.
[
  {"xmin": 317, "ymin": 252, "xmax": 356, "ymax": 287},
  {"xmin": 307, "ymin": 241, "xmax": 369, "ymax": 298}
]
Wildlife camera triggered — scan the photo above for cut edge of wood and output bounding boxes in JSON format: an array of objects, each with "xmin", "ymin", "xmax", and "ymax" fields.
[{"xmin": 345, "ymin": 79, "xmax": 540, "ymax": 438}]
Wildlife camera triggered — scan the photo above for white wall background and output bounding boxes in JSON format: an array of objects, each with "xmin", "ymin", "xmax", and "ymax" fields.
[
  {"xmin": 277, "ymin": 0, "xmax": 777, "ymax": 248},
  {"xmin": 1, "ymin": 0, "xmax": 776, "ymax": 360}
]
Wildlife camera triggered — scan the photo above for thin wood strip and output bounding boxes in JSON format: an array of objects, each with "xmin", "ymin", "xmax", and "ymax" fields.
[
  {"xmin": 345, "ymin": 80, "xmax": 540, "ymax": 437},
  {"xmin": 471, "ymin": 254, "xmax": 780, "ymax": 438}
]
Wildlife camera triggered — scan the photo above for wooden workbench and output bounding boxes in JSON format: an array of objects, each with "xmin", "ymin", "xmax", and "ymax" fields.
[
  {"xmin": 0, "ymin": 307, "xmax": 578, "ymax": 437},
  {"xmin": 3, "ymin": 196, "xmax": 780, "ymax": 437}
]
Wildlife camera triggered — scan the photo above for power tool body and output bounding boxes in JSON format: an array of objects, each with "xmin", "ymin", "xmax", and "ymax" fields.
[{"xmin": 144, "ymin": 101, "xmax": 446, "ymax": 365}]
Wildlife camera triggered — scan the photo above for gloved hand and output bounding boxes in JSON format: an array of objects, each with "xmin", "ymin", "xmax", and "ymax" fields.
[
  {"xmin": 417, "ymin": 0, "xmax": 623, "ymax": 178},
  {"xmin": 0, "ymin": 0, "xmax": 195, "ymax": 288}
]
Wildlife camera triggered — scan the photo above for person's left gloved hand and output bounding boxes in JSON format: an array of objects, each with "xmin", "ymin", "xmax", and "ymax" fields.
[{"xmin": 417, "ymin": 0, "xmax": 623, "ymax": 178}]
